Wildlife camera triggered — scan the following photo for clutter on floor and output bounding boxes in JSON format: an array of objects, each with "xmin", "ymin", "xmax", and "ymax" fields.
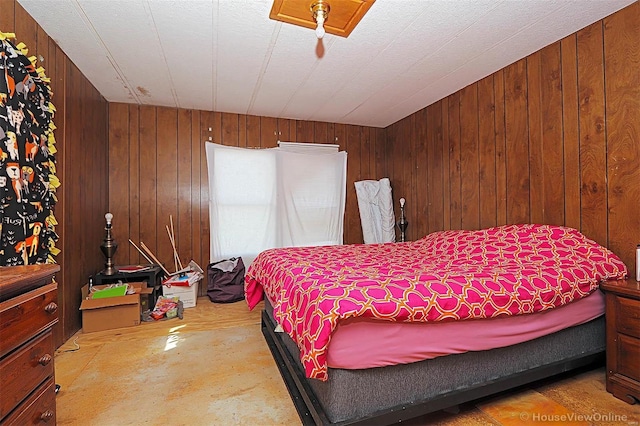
[
  {"xmin": 162, "ymin": 260, "xmax": 204, "ymax": 309},
  {"xmin": 145, "ymin": 296, "xmax": 184, "ymax": 321},
  {"xmin": 79, "ymin": 281, "xmax": 153, "ymax": 333}
]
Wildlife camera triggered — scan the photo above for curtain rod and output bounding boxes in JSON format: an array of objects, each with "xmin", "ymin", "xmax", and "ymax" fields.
[{"xmin": 277, "ymin": 141, "xmax": 340, "ymax": 149}]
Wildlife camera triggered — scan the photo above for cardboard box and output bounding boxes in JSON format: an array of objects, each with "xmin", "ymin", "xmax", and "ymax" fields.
[
  {"xmin": 162, "ymin": 281, "xmax": 199, "ymax": 308},
  {"xmin": 80, "ymin": 282, "xmax": 153, "ymax": 333}
]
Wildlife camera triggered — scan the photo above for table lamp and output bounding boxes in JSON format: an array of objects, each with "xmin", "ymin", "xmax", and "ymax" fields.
[
  {"xmin": 100, "ymin": 212, "xmax": 118, "ymax": 275},
  {"xmin": 397, "ymin": 198, "xmax": 408, "ymax": 242}
]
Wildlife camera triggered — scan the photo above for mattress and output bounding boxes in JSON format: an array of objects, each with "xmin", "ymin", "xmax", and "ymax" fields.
[{"xmin": 326, "ymin": 289, "xmax": 605, "ymax": 369}]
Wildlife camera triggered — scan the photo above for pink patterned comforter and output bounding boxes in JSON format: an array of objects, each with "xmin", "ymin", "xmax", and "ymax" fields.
[{"xmin": 245, "ymin": 224, "xmax": 627, "ymax": 380}]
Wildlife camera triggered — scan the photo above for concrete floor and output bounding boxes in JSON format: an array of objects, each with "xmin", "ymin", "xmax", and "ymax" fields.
[{"xmin": 55, "ymin": 298, "xmax": 639, "ymax": 425}]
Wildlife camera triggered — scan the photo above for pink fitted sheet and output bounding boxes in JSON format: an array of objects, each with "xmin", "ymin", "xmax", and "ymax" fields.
[{"xmin": 325, "ymin": 290, "xmax": 605, "ymax": 370}]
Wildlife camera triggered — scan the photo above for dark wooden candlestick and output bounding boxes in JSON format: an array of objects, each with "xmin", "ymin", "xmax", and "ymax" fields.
[{"xmin": 397, "ymin": 198, "xmax": 408, "ymax": 242}]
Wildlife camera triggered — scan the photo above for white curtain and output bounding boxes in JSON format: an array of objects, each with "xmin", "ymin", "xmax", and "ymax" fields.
[
  {"xmin": 354, "ymin": 177, "xmax": 396, "ymax": 244},
  {"xmin": 206, "ymin": 142, "xmax": 347, "ymax": 267}
]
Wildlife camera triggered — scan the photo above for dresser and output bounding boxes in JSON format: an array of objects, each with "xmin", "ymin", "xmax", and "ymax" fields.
[
  {"xmin": 600, "ymin": 278, "xmax": 640, "ymax": 405},
  {"xmin": 0, "ymin": 264, "xmax": 60, "ymax": 425}
]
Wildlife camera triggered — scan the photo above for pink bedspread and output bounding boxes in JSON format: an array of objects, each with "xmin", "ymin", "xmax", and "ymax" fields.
[{"xmin": 245, "ymin": 224, "xmax": 627, "ymax": 380}]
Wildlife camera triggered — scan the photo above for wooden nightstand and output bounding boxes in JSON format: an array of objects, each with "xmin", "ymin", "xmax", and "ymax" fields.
[
  {"xmin": 600, "ymin": 278, "xmax": 640, "ymax": 404},
  {"xmin": 93, "ymin": 264, "xmax": 165, "ymax": 311}
]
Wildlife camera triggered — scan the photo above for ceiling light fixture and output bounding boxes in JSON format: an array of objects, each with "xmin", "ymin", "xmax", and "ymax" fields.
[
  {"xmin": 269, "ymin": 0, "xmax": 374, "ymax": 39},
  {"xmin": 311, "ymin": 1, "xmax": 330, "ymax": 39}
]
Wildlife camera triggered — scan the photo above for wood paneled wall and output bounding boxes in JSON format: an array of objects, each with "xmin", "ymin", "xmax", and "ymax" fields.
[
  {"xmin": 8, "ymin": 0, "xmax": 636, "ymax": 342},
  {"xmin": 1, "ymin": 0, "xmax": 109, "ymax": 345},
  {"xmin": 383, "ymin": 3, "xmax": 640, "ymax": 279},
  {"xmin": 108, "ymin": 104, "xmax": 386, "ymax": 294}
]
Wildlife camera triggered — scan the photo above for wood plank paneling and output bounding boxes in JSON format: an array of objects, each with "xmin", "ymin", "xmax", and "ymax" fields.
[
  {"xmin": 221, "ymin": 113, "xmax": 239, "ymax": 146},
  {"xmin": 238, "ymin": 114, "xmax": 247, "ymax": 148},
  {"xmin": 334, "ymin": 123, "xmax": 349, "ymax": 242},
  {"xmin": 297, "ymin": 120, "xmax": 314, "ymax": 142},
  {"xmin": 156, "ymin": 107, "xmax": 178, "ymax": 271},
  {"xmin": 359, "ymin": 127, "xmax": 370, "ymax": 177},
  {"xmin": 128, "ymin": 105, "xmax": 141, "ymax": 263},
  {"xmin": 504, "ymin": 59, "xmax": 530, "ymax": 224},
  {"xmin": 448, "ymin": 92, "xmax": 462, "ymax": 230},
  {"xmin": 63, "ymin": 59, "xmax": 108, "ymax": 344},
  {"xmin": 346, "ymin": 125, "xmax": 363, "ymax": 243},
  {"xmin": 382, "ymin": 3, "xmax": 639, "ymax": 278},
  {"xmin": 441, "ymin": 99, "xmax": 451, "ymax": 230},
  {"xmin": 494, "ymin": 70, "xmax": 507, "ymax": 226},
  {"xmin": 415, "ymin": 109, "xmax": 428, "ymax": 237},
  {"xmin": 427, "ymin": 103, "xmax": 443, "ymax": 233},
  {"xmin": 527, "ymin": 50, "xmax": 544, "ymax": 225},
  {"xmin": 190, "ymin": 110, "xmax": 202, "ymax": 269},
  {"xmin": 375, "ymin": 128, "xmax": 385, "ymax": 182},
  {"xmin": 177, "ymin": 109, "xmax": 193, "ymax": 267},
  {"xmin": 261, "ymin": 116, "xmax": 278, "ymax": 147},
  {"xmin": 108, "ymin": 104, "xmax": 130, "ymax": 262},
  {"xmin": 459, "ymin": 84, "xmax": 480, "ymax": 230},
  {"xmin": 246, "ymin": 115, "xmax": 261, "ymax": 148},
  {"xmin": 561, "ymin": 35, "xmax": 581, "ymax": 231},
  {"xmin": 478, "ymin": 75, "xmax": 497, "ymax": 229},
  {"xmin": 200, "ymin": 111, "xmax": 215, "ymax": 268},
  {"xmin": 315, "ymin": 121, "xmax": 330, "ymax": 145},
  {"xmin": 604, "ymin": 2, "xmax": 640, "ymax": 279},
  {"xmin": 392, "ymin": 119, "xmax": 409, "ymax": 240},
  {"xmin": 540, "ymin": 43, "xmax": 564, "ymax": 226},
  {"xmin": 363, "ymin": 128, "xmax": 372, "ymax": 178},
  {"xmin": 14, "ymin": 2, "xmax": 36, "ymax": 54},
  {"xmin": 0, "ymin": 0, "xmax": 16, "ymax": 31},
  {"xmin": 523, "ymin": 42, "xmax": 568, "ymax": 226},
  {"xmin": 577, "ymin": 22, "xmax": 608, "ymax": 247},
  {"xmin": 138, "ymin": 106, "xmax": 158, "ymax": 255},
  {"xmin": 277, "ymin": 118, "xmax": 293, "ymax": 144},
  {"xmin": 408, "ymin": 114, "xmax": 417, "ymax": 241}
]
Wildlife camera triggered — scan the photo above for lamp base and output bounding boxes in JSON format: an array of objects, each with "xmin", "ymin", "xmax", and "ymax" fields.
[
  {"xmin": 102, "ymin": 264, "xmax": 117, "ymax": 276},
  {"xmin": 100, "ymin": 228, "xmax": 118, "ymax": 276}
]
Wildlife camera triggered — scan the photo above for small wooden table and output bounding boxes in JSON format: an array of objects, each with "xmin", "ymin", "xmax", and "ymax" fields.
[
  {"xmin": 93, "ymin": 264, "xmax": 164, "ymax": 310},
  {"xmin": 600, "ymin": 278, "xmax": 640, "ymax": 404}
]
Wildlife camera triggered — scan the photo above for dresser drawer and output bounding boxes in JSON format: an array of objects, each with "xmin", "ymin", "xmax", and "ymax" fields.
[
  {"xmin": 617, "ymin": 296, "xmax": 640, "ymax": 338},
  {"xmin": 0, "ymin": 283, "xmax": 58, "ymax": 358},
  {"xmin": 0, "ymin": 331, "xmax": 54, "ymax": 419},
  {"xmin": 1, "ymin": 376, "xmax": 56, "ymax": 425},
  {"xmin": 618, "ymin": 334, "xmax": 640, "ymax": 382}
]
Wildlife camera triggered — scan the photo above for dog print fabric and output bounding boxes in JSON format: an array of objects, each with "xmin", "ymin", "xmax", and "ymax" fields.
[{"xmin": 0, "ymin": 32, "xmax": 59, "ymax": 265}]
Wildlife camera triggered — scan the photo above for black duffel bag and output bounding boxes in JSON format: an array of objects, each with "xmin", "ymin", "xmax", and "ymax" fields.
[{"xmin": 206, "ymin": 257, "xmax": 245, "ymax": 303}]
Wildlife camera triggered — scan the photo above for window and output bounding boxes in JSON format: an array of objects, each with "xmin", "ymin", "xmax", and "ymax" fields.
[{"xmin": 206, "ymin": 142, "xmax": 346, "ymax": 267}]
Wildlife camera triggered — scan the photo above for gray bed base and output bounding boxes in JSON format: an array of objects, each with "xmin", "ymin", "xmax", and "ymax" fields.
[{"xmin": 262, "ymin": 304, "xmax": 605, "ymax": 425}]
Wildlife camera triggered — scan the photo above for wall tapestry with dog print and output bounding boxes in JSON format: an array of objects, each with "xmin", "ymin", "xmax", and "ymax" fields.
[{"xmin": 0, "ymin": 31, "xmax": 59, "ymax": 266}]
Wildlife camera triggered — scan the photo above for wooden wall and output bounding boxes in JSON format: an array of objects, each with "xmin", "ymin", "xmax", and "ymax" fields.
[
  {"xmin": 1, "ymin": 0, "xmax": 109, "ymax": 345},
  {"xmin": 383, "ymin": 3, "xmax": 640, "ymax": 279},
  {"xmin": 7, "ymin": 0, "xmax": 636, "ymax": 343},
  {"xmin": 108, "ymin": 104, "xmax": 386, "ymax": 294}
]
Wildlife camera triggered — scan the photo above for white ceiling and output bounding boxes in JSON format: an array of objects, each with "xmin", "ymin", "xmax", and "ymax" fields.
[{"xmin": 18, "ymin": 0, "xmax": 635, "ymax": 128}]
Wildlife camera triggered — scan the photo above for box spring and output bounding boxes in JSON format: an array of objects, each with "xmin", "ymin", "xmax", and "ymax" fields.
[{"xmin": 262, "ymin": 300, "xmax": 605, "ymax": 425}]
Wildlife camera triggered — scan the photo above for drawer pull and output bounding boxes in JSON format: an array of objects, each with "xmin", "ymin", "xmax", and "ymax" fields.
[
  {"xmin": 40, "ymin": 410, "xmax": 54, "ymax": 422},
  {"xmin": 44, "ymin": 302, "xmax": 58, "ymax": 314},
  {"xmin": 38, "ymin": 354, "xmax": 52, "ymax": 365}
]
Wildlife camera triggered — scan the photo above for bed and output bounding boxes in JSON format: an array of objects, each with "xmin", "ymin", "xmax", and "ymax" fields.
[{"xmin": 245, "ymin": 224, "xmax": 628, "ymax": 425}]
